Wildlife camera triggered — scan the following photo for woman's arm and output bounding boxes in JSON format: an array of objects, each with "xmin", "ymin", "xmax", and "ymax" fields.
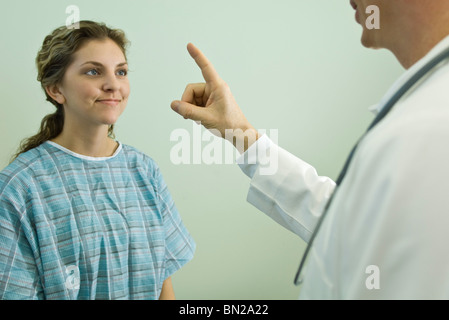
[{"xmin": 159, "ymin": 277, "xmax": 175, "ymax": 300}]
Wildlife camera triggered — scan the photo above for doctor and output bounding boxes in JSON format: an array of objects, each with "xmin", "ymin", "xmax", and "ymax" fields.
[{"xmin": 171, "ymin": 0, "xmax": 449, "ymax": 299}]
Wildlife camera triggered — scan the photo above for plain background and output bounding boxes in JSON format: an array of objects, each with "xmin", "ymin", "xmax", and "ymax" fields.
[{"xmin": 0, "ymin": 0, "xmax": 403, "ymax": 299}]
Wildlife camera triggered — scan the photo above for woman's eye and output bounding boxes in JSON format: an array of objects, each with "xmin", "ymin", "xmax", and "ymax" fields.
[
  {"xmin": 117, "ymin": 69, "xmax": 128, "ymax": 76},
  {"xmin": 84, "ymin": 68, "xmax": 127, "ymax": 76},
  {"xmin": 85, "ymin": 69, "xmax": 99, "ymax": 76}
]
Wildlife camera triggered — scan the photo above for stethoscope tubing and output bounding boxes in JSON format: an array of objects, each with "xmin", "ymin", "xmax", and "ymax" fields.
[{"xmin": 294, "ymin": 45, "xmax": 449, "ymax": 286}]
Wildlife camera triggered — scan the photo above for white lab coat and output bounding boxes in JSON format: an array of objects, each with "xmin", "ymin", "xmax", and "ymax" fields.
[{"xmin": 237, "ymin": 35, "xmax": 449, "ymax": 299}]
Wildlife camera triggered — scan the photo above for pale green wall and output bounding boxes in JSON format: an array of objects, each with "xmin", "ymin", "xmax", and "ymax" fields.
[{"xmin": 0, "ymin": 0, "xmax": 403, "ymax": 299}]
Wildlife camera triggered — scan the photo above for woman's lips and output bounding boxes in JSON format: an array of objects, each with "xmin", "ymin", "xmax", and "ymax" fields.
[{"xmin": 97, "ymin": 99, "xmax": 120, "ymax": 106}]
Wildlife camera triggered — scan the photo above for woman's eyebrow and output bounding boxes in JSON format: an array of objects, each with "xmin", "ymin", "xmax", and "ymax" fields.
[{"xmin": 80, "ymin": 61, "xmax": 128, "ymax": 67}]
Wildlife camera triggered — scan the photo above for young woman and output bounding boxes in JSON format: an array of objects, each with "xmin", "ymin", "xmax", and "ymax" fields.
[{"xmin": 0, "ymin": 21, "xmax": 195, "ymax": 300}]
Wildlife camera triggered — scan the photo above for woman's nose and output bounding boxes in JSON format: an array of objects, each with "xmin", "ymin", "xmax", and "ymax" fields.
[{"xmin": 102, "ymin": 72, "xmax": 120, "ymax": 92}]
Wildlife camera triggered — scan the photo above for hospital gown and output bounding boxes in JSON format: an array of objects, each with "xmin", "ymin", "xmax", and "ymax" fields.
[{"xmin": 0, "ymin": 141, "xmax": 196, "ymax": 299}]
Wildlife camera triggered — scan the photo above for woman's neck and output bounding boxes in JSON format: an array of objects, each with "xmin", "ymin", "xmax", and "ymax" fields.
[{"xmin": 51, "ymin": 124, "xmax": 118, "ymax": 158}]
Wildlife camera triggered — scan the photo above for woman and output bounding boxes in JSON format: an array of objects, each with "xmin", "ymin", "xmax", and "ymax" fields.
[{"xmin": 0, "ymin": 21, "xmax": 195, "ymax": 299}]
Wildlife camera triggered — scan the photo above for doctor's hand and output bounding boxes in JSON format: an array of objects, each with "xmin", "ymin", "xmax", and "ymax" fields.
[{"xmin": 171, "ymin": 43, "xmax": 259, "ymax": 154}]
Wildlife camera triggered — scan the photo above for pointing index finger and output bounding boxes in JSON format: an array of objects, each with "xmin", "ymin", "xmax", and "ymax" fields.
[{"xmin": 187, "ymin": 43, "xmax": 221, "ymax": 83}]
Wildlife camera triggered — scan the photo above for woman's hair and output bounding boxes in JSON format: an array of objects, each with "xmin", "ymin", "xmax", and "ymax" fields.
[{"xmin": 11, "ymin": 20, "xmax": 130, "ymax": 162}]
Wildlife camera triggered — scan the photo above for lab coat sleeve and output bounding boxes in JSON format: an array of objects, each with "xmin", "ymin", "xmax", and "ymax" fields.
[{"xmin": 237, "ymin": 135, "xmax": 336, "ymax": 243}]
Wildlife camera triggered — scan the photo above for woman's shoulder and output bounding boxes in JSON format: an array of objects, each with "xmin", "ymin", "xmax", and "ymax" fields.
[
  {"xmin": 2, "ymin": 144, "xmax": 46, "ymax": 177},
  {"xmin": 120, "ymin": 143, "xmax": 160, "ymax": 169},
  {"xmin": 0, "ymin": 144, "xmax": 50, "ymax": 201}
]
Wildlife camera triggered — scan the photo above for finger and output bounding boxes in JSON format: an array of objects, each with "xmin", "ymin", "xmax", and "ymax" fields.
[
  {"xmin": 171, "ymin": 100, "xmax": 209, "ymax": 122},
  {"xmin": 187, "ymin": 43, "xmax": 221, "ymax": 84},
  {"xmin": 181, "ymin": 83, "xmax": 207, "ymax": 107}
]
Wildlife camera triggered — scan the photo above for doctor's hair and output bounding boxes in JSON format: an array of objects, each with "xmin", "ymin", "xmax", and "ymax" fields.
[{"xmin": 11, "ymin": 20, "xmax": 130, "ymax": 162}]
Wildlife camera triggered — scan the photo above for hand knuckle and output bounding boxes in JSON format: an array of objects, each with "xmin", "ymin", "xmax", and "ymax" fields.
[{"xmin": 184, "ymin": 107, "xmax": 193, "ymax": 119}]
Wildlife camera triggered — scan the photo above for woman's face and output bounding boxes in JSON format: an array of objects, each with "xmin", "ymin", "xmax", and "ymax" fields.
[{"xmin": 55, "ymin": 38, "xmax": 130, "ymax": 130}]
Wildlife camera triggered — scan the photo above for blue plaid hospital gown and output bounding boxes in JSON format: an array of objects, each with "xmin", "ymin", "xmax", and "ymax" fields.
[{"xmin": 0, "ymin": 141, "xmax": 196, "ymax": 299}]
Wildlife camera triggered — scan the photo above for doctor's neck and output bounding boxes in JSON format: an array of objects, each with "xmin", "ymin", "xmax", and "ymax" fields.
[
  {"xmin": 382, "ymin": 4, "xmax": 449, "ymax": 69},
  {"xmin": 390, "ymin": 28, "xmax": 449, "ymax": 70}
]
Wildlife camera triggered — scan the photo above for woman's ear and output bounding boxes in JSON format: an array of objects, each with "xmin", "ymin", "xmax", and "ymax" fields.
[{"xmin": 45, "ymin": 84, "xmax": 66, "ymax": 105}]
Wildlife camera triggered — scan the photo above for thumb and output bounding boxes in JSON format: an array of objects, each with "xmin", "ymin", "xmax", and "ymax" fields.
[{"xmin": 171, "ymin": 100, "xmax": 208, "ymax": 122}]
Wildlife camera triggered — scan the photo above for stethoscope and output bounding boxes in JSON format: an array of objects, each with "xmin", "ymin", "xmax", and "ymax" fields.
[{"xmin": 294, "ymin": 44, "xmax": 449, "ymax": 286}]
